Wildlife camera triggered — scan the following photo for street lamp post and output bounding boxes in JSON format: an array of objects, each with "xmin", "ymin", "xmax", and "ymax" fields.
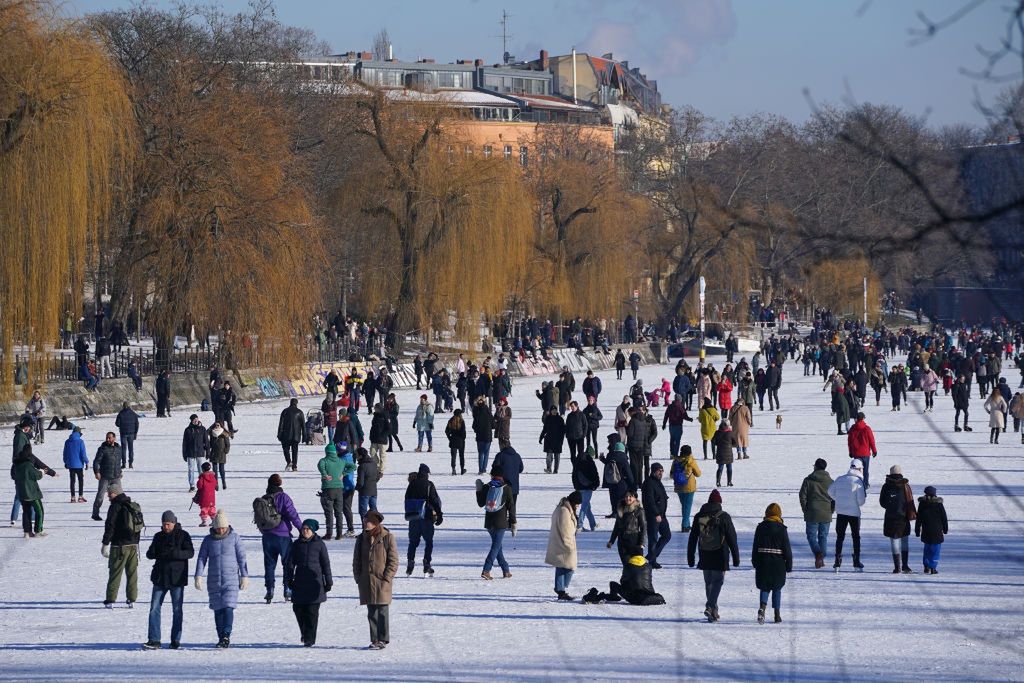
[{"xmin": 699, "ymin": 276, "xmax": 706, "ymax": 362}]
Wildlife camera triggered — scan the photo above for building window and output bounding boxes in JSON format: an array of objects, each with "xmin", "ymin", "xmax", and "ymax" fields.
[
  {"xmin": 483, "ymin": 145, "xmax": 492, "ymax": 158},
  {"xmin": 503, "ymin": 144, "xmax": 512, "ymax": 159},
  {"xmin": 519, "ymin": 146, "xmax": 528, "ymax": 166}
]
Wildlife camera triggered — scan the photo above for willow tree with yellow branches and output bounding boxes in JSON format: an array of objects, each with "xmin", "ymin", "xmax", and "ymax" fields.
[
  {"xmin": 0, "ymin": 0, "xmax": 134, "ymax": 395},
  {"xmin": 328, "ymin": 89, "xmax": 534, "ymax": 350},
  {"xmin": 90, "ymin": 3, "xmax": 322, "ymax": 364}
]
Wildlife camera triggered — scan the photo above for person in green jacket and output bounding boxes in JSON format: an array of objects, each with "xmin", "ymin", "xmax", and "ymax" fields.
[
  {"xmin": 12, "ymin": 440, "xmax": 57, "ymax": 538},
  {"xmin": 317, "ymin": 443, "xmax": 357, "ymax": 539},
  {"xmin": 799, "ymin": 458, "xmax": 835, "ymax": 569}
]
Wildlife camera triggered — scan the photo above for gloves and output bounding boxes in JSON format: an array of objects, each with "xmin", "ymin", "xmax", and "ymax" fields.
[
  {"xmin": 435, "ymin": 516, "xmax": 443, "ymax": 527},
  {"xmin": 239, "ymin": 577, "xmax": 249, "ymax": 590},
  {"xmin": 324, "ymin": 582, "xmax": 333, "ymax": 593},
  {"xmin": 101, "ymin": 544, "xmax": 110, "ymax": 558},
  {"xmin": 510, "ymin": 524, "xmax": 517, "ymax": 537},
  {"xmin": 194, "ymin": 576, "xmax": 204, "ymax": 591}
]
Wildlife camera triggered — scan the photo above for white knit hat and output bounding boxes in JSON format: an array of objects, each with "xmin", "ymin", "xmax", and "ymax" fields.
[{"xmin": 213, "ymin": 508, "xmax": 229, "ymax": 529}]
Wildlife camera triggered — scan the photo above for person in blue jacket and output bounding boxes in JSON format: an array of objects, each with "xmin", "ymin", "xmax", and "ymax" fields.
[
  {"xmin": 62, "ymin": 426, "xmax": 89, "ymax": 503},
  {"xmin": 194, "ymin": 509, "xmax": 248, "ymax": 648}
]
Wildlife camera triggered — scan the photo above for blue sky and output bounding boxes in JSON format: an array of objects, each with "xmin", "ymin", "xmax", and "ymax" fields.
[{"xmin": 66, "ymin": 0, "xmax": 1012, "ymax": 127}]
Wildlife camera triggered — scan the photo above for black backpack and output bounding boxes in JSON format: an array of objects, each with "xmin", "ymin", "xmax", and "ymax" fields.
[
  {"xmin": 697, "ymin": 510, "xmax": 724, "ymax": 551},
  {"xmin": 253, "ymin": 494, "xmax": 282, "ymax": 531}
]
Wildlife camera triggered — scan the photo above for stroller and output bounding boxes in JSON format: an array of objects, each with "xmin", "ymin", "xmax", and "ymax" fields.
[{"xmin": 305, "ymin": 409, "xmax": 326, "ymax": 445}]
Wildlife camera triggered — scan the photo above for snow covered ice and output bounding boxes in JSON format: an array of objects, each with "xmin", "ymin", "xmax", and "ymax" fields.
[{"xmin": 2, "ymin": 360, "xmax": 1022, "ymax": 681}]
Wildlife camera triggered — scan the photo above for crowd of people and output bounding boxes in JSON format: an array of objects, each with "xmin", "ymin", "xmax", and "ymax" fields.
[{"xmin": 11, "ymin": 314, "xmax": 1023, "ymax": 651}]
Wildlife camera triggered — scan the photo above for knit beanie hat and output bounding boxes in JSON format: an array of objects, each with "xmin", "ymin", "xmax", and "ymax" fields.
[
  {"xmin": 651, "ymin": 462, "xmax": 664, "ymax": 473},
  {"xmin": 418, "ymin": 463, "xmax": 431, "ymax": 476},
  {"xmin": 161, "ymin": 510, "xmax": 177, "ymax": 525},
  {"xmin": 325, "ymin": 443, "xmax": 337, "ymax": 456},
  {"xmin": 924, "ymin": 485, "xmax": 937, "ymax": 497},
  {"xmin": 213, "ymin": 509, "xmax": 229, "ymax": 529},
  {"xmin": 764, "ymin": 503, "xmax": 782, "ymax": 519},
  {"xmin": 107, "ymin": 482, "xmax": 123, "ymax": 496},
  {"xmin": 268, "ymin": 473, "xmax": 283, "ymax": 487},
  {"xmin": 890, "ymin": 464, "xmax": 902, "ymax": 476},
  {"xmin": 302, "ymin": 518, "xmax": 319, "ymax": 532},
  {"xmin": 708, "ymin": 489, "xmax": 722, "ymax": 504}
]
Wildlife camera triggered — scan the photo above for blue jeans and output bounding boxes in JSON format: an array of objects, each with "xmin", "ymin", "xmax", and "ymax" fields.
[
  {"xmin": 852, "ymin": 456, "xmax": 871, "ymax": 488},
  {"xmin": 418, "ymin": 430, "xmax": 432, "ymax": 449},
  {"xmin": 261, "ymin": 533, "xmax": 292, "ymax": 596},
  {"xmin": 554, "ymin": 567, "xmax": 574, "ymax": 593},
  {"xmin": 186, "ymin": 457, "xmax": 200, "ymax": 488},
  {"xmin": 327, "ymin": 425, "xmax": 336, "ymax": 442},
  {"xmin": 121, "ymin": 435, "xmax": 135, "ymax": 467},
  {"xmin": 716, "ymin": 462, "xmax": 732, "ymax": 484},
  {"xmin": 477, "ymin": 440, "xmax": 492, "ymax": 474},
  {"xmin": 668, "ymin": 424, "xmax": 683, "ymax": 457},
  {"xmin": 148, "ymin": 585, "xmax": 184, "ymax": 643},
  {"xmin": 483, "ymin": 528, "xmax": 509, "ymax": 573},
  {"xmin": 577, "ymin": 489, "xmax": 596, "ymax": 530},
  {"xmin": 677, "ymin": 491, "xmax": 695, "ymax": 530},
  {"xmin": 805, "ymin": 521, "xmax": 830, "ymax": 557},
  {"xmin": 759, "ymin": 588, "xmax": 782, "ymax": 609},
  {"xmin": 646, "ymin": 515, "xmax": 672, "ymax": 562},
  {"xmin": 408, "ymin": 518, "xmax": 435, "ymax": 568},
  {"xmin": 923, "ymin": 542, "xmax": 942, "ymax": 569},
  {"xmin": 359, "ymin": 494, "xmax": 378, "ymax": 517},
  {"xmin": 214, "ymin": 607, "xmax": 234, "ymax": 638}
]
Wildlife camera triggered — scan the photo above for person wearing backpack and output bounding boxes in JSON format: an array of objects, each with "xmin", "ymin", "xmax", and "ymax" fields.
[
  {"xmin": 915, "ymin": 485, "xmax": 948, "ymax": 574},
  {"xmin": 258, "ymin": 473, "xmax": 303, "ymax": 603},
  {"xmin": 607, "ymin": 489, "xmax": 646, "ymax": 566},
  {"xmin": 751, "ymin": 503, "xmax": 792, "ymax": 625},
  {"xmin": 600, "ymin": 438, "xmax": 634, "ymax": 519},
  {"xmin": 476, "ymin": 464, "xmax": 516, "ymax": 580},
  {"xmin": 356, "ymin": 448, "xmax": 379, "ymax": 517},
  {"xmin": 143, "ymin": 510, "xmax": 194, "ymax": 650},
  {"xmin": 570, "ymin": 446, "xmax": 600, "ymax": 531},
  {"xmin": 404, "ymin": 463, "xmax": 443, "ymax": 576},
  {"xmin": 799, "ymin": 458, "xmax": 835, "ymax": 569},
  {"xmin": 670, "ymin": 445, "xmax": 701, "ymax": 532},
  {"xmin": 880, "ymin": 464, "xmax": 917, "ymax": 574},
  {"xmin": 368, "ymin": 404, "xmax": 391, "ymax": 474},
  {"xmin": 687, "ymin": 489, "xmax": 740, "ymax": 623},
  {"xmin": 545, "ymin": 491, "xmax": 581, "ymax": 600},
  {"xmin": 101, "ymin": 481, "xmax": 143, "ymax": 608}
]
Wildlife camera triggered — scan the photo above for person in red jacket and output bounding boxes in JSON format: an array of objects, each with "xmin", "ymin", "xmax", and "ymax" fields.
[
  {"xmin": 194, "ymin": 462, "xmax": 218, "ymax": 526},
  {"xmin": 846, "ymin": 412, "xmax": 877, "ymax": 489}
]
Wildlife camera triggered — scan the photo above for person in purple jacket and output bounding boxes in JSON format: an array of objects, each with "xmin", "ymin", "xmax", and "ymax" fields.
[{"xmin": 261, "ymin": 473, "xmax": 303, "ymax": 604}]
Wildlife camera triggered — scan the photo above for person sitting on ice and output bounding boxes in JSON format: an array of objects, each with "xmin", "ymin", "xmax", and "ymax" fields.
[{"xmin": 581, "ymin": 546, "xmax": 665, "ymax": 606}]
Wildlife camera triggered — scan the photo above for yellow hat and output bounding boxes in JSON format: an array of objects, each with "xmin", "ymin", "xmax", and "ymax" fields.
[{"xmin": 628, "ymin": 555, "xmax": 647, "ymax": 567}]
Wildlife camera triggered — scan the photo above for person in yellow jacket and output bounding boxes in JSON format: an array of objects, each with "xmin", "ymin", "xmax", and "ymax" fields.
[
  {"xmin": 669, "ymin": 445, "xmax": 702, "ymax": 532},
  {"xmin": 698, "ymin": 398, "xmax": 720, "ymax": 460}
]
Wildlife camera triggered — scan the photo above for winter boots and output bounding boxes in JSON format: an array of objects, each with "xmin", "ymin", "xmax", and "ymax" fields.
[
  {"xmin": 758, "ymin": 602, "xmax": 767, "ymax": 624},
  {"xmin": 774, "ymin": 609, "xmax": 782, "ymax": 623},
  {"xmin": 556, "ymin": 591, "xmax": 575, "ymax": 601},
  {"xmin": 406, "ymin": 562, "xmax": 414, "ymax": 576},
  {"xmin": 892, "ymin": 553, "xmax": 901, "ymax": 574},
  {"xmin": 424, "ymin": 565, "xmax": 434, "ymax": 576},
  {"xmin": 901, "ymin": 550, "xmax": 913, "ymax": 574},
  {"xmin": 814, "ymin": 553, "xmax": 824, "ymax": 569},
  {"xmin": 833, "ymin": 555, "xmax": 842, "ymax": 572},
  {"xmin": 852, "ymin": 555, "xmax": 864, "ymax": 571},
  {"xmin": 264, "ymin": 588, "xmax": 273, "ymax": 604}
]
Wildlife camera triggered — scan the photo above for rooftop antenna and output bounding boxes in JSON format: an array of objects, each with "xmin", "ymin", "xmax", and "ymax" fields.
[{"xmin": 497, "ymin": 10, "xmax": 514, "ymax": 64}]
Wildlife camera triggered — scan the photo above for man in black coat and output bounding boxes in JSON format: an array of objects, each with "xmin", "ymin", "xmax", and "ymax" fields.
[
  {"xmin": 144, "ymin": 510, "xmax": 194, "ymax": 649},
  {"xmin": 491, "ymin": 446, "xmax": 523, "ymax": 507},
  {"xmin": 155, "ymin": 370, "xmax": 171, "ymax": 418},
  {"xmin": 213, "ymin": 382, "xmax": 237, "ymax": 433},
  {"xmin": 641, "ymin": 463, "xmax": 671, "ymax": 568},
  {"xmin": 181, "ymin": 414, "xmax": 209, "ymax": 493},
  {"xmin": 687, "ymin": 489, "xmax": 740, "ymax": 622},
  {"xmin": 405, "ymin": 463, "xmax": 443, "ymax": 575},
  {"xmin": 114, "ymin": 402, "xmax": 140, "ymax": 469},
  {"xmin": 766, "ymin": 362, "xmax": 782, "ymax": 410},
  {"xmin": 277, "ymin": 398, "xmax": 305, "ymax": 472}
]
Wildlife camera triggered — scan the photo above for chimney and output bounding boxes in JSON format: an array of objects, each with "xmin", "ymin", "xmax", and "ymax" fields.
[
  {"xmin": 474, "ymin": 58, "xmax": 484, "ymax": 67},
  {"xmin": 360, "ymin": 51, "xmax": 373, "ymax": 61},
  {"xmin": 419, "ymin": 58, "xmax": 435, "ymax": 64},
  {"xmin": 540, "ymin": 49, "xmax": 549, "ymax": 70}
]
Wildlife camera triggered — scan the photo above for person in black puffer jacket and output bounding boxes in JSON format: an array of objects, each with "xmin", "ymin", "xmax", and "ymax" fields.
[
  {"xmin": 751, "ymin": 502, "xmax": 792, "ymax": 624},
  {"xmin": 607, "ymin": 491, "xmax": 646, "ymax": 566},
  {"xmin": 879, "ymin": 464, "xmax": 916, "ymax": 574},
  {"xmin": 285, "ymin": 519, "xmax": 332, "ymax": 647},
  {"xmin": 144, "ymin": 510, "xmax": 195, "ymax": 648},
  {"xmin": 914, "ymin": 485, "xmax": 948, "ymax": 574},
  {"xmin": 570, "ymin": 446, "xmax": 600, "ymax": 532},
  {"xmin": 405, "ymin": 463, "xmax": 443, "ymax": 576}
]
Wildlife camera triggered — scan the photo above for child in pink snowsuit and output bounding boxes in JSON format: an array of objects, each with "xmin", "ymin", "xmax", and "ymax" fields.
[{"xmin": 195, "ymin": 462, "xmax": 218, "ymax": 526}]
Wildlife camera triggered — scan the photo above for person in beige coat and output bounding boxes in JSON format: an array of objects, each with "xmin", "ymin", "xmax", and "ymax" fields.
[
  {"xmin": 983, "ymin": 389, "xmax": 1007, "ymax": 444},
  {"xmin": 352, "ymin": 510, "xmax": 399, "ymax": 650},
  {"xmin": 545, "ymin": 492, "xmax": 581, "ymax": 600},
  {"xmin": 728, "ymin": 399, "xmax": 753, "ymax": 459}
]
